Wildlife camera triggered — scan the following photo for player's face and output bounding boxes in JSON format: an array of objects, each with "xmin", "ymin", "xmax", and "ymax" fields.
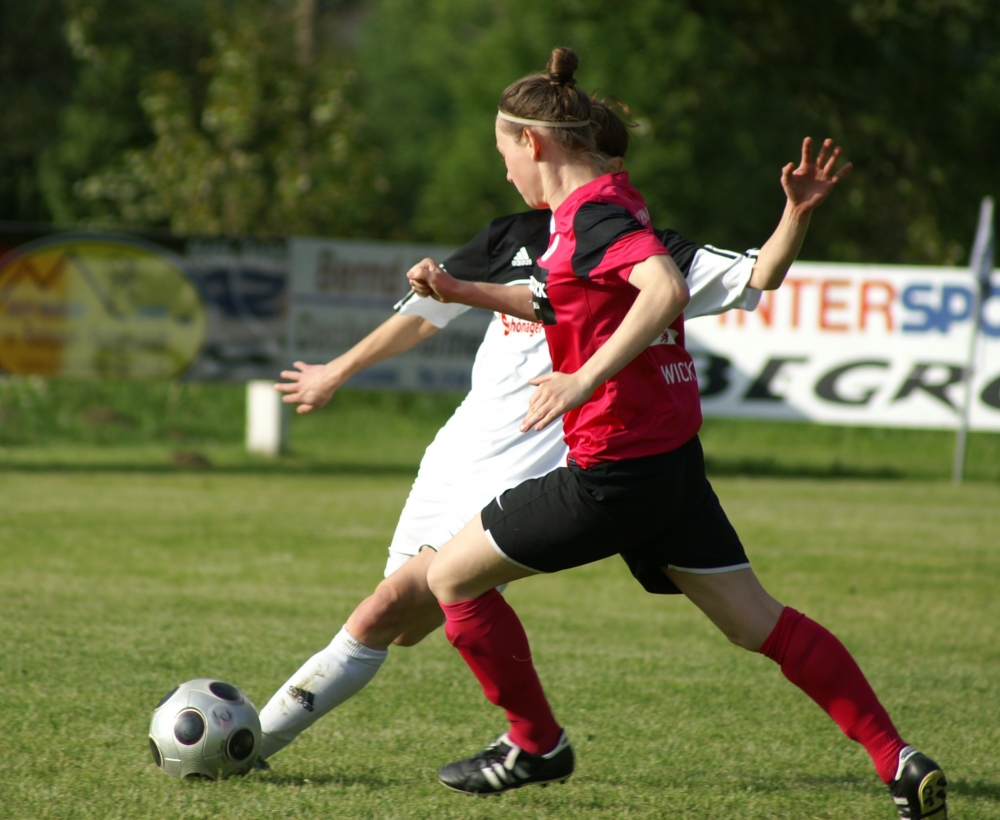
[{"xmin": 495, "ymin": 119, "xmax": 545, "ymax": 209}]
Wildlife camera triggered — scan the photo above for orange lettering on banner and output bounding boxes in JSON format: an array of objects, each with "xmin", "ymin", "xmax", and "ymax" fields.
[
  {"xmin": 718, "ymin": 307, "xmax": 747, "ymax": 326},
  {"xmin": 819, "ymin": 280, "xmax": 850, "ymax": 331},
  {"xmin": 859, "ymin": 280, "xmax": 896, "ymax": 331},
  {"xmin": 784, "ymin": 278, "xmax": 814, "ymax": 328}
]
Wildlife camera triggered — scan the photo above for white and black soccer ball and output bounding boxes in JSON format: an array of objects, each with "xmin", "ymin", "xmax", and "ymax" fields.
[{"xmin": 149, "ymin": 678, "xmax": 261, "ymax": 780}]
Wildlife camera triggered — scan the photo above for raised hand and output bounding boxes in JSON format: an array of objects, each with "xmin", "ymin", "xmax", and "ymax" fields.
[
  {"xmin": 781, "ymin": 137, "xmax": 852, "ymax": 214},
  {"xmin": 275, "ymin": 361, "xmax": 340, "ymax": 414}
]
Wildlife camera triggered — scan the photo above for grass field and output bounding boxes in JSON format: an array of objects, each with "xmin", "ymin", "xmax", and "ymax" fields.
[{"xmin": 1, "ymin": 379, "xmax": 999, "ymax": 819}]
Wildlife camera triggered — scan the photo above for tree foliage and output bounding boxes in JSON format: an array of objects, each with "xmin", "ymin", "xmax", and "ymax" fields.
[
  {"xmin": 355, "ymin": 0, "xmax": 1000, "ymax": 263},
  {"xmin": 3, "ymin": 0, "xmax": 999, "ymax": 262},
  {"xmin": 64, "ymin": 0, "xmax": 379, "ymax": 236}
]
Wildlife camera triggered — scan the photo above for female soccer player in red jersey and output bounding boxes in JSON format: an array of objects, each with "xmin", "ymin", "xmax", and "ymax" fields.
[
  {"xmin": 254, "ymin": 101, "xmax": 827, "ymax": 769},
  {"xmin": 410, "ymin": 48, "xmax": 947, "ymax": 820}
]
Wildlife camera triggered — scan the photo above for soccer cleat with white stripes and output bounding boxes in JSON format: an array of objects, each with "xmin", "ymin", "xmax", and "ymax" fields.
[
  {"xmin": 889, "ymin": 747, "xmax": 947, "ymax": 819},
  {"xmin": 438, "ymin": 731, "xmax": 574, "ymax": 795}
]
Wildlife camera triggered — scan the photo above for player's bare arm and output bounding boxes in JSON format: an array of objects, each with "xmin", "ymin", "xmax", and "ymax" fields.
[
  {"xmin": 522, "ymin": 254, "xmax": 689, "ymax": 432},
  {"xmin": 275, "ymin": 313, "xmax": 438, "ymax": 414},
  {"xmin": 407, "ymin": 258, "xmax": 537, "ymax": 320},
  {"xmin": 748, "ymin": 137, "xmax": 852, "ymax": 290}
]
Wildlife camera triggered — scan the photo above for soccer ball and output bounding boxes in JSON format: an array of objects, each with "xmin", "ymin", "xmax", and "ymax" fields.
[{"xmin": 149, "ymin": 678, "xmax": 261, "ymax": 780}]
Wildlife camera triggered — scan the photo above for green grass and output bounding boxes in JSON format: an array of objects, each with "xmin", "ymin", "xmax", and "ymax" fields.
[
  {"xmin": 1, "ymin": 467, "xmax": 999, "ymax": 816},
  {"xmin": 1, "ymin": 378, "xmax": 999, "ymax": 817}
]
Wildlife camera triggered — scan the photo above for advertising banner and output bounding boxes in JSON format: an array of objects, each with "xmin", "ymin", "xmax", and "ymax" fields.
[
  {"xmin": 183, "ymin": 238, "xmax": 288, "ymax": 381},
  {"xmin": 287, "ymin": 237, "xmax": 490, "ymax": 391},
  {"xmin": 685, "ymin": 262, "xmax": 1000, "ymax": 431},
  {"xmin": 0, "ymin": 227, "xmax": 289, "ymax": 382},
  {"xmin": 0, "ymin": 233, "xmax": 206, "ymax": 379}
]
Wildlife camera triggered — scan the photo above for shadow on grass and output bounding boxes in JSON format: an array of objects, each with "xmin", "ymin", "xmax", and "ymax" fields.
[
  {"xmin": 704, "ymin": 456, "xmax": 905, "ymax": 480},
  {"xmin": 0, "ymin": 461, "xmax": 422, "ymax": 478},
  {"xmin": 949, "ymin": 778, "xmax": 1000, "ymax": 802},
  {"xmin": 2, "ymin": 456, "xmax": 909, "ymax": 480},
  {"xmin": 255, "ymin": 771, "xmax": 405, "ymax": 789}
]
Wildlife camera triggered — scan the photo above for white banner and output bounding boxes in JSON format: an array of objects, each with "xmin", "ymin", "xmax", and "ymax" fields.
[
  {"xmin": 287, "ymin": 237, "xmax": 491, "ymax": 391},
  {"xmin": 686, "ymin": 262, "xmax": 1000, "ymax": 430}
]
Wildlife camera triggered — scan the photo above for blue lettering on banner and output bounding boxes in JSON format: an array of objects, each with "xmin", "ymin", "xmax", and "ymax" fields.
[{"xmin": 901, "ymin": 283, "xmax": 1000, "ymax": 336}]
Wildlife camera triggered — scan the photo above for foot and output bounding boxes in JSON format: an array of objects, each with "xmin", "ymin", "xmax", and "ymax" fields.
[
  {"xmin": 252, "ymin": 756, "xmax": 271, "ymax": 772},
  {"xmin": 889, "ymin": 747, "xmax": 947, "ymax": 819},
  {"xmin": 438, "ymin": 731, "xmax": 574, "ymax": 795}
]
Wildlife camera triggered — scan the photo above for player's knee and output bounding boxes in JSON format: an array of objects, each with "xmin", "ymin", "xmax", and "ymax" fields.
[
  {"xmin": 350, "ymin": 583, "xmax": 410, "ymax": 636},
  {"xmin": 425, "ymin": 556, "xmax": 452, "ymax": 601}
]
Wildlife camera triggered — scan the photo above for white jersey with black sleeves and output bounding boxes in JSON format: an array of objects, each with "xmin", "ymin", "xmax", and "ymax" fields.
[{"xmin": 383, "ymin": 213, "xmax": 760, "ymax": 575}]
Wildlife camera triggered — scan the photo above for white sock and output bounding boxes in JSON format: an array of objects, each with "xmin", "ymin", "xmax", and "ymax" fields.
[{"xmin": 258, "ymin": 626, "xmax": 388, "ymax": 760}]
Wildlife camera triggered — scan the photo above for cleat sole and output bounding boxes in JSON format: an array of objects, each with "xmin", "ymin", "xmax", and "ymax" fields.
[{"xmin": 918, "ymin": 769, "xmax": 947, "ymax": 819}]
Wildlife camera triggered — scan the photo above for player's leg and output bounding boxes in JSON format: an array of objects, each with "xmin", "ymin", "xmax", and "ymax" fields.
[
  {"xmin": 428, "ymin": 513, "xmax": 553, "ymax": 742},
  {"xmin": 662, "ymin": 566, "xmax": 946, "ymax": 818},
  {"xmin": 428, "ymin": 514, "xmax": 574, "ymax": 793},
  {"xmin": 258, "ymin": 548, "xmax": 439, "ymax": 761},
  {"xmin": 429, "ymin": 468, "xmax": 628, "ymax": 793}
]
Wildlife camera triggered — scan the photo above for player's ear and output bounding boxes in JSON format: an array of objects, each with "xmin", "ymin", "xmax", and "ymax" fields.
[
  {"xmin": 523, "ymin": 128, "xmax": 544, "ymax": 161},
  {"xmin": 606, "ymin": 157, "xmax": 625, "ymax": 173}
]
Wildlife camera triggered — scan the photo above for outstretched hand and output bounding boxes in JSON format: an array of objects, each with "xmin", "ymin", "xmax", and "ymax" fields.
[
  {"xmin": 782, "ymin": 137, "xmax": 852, "ymax": 214},
  {"xmin": 274, "ymin": 361, "xmax": 339, "ymax": 414},
  {"xmin": 407, "ymin": 258, "xmax": 460, "ymax": 302}
]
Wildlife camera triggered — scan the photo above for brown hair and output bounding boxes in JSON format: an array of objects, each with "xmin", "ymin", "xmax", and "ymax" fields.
[
  {"xmin": 498, "ymin": 47, "xmax": 594, "ymax": 153},
  {"xmin": 590, "ymin": 97, "xmax": 633, "ymax": 159}
]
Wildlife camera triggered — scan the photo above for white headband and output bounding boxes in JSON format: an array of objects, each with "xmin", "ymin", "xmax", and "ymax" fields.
[{"xmin": 497, "ymin": 110, "xmax": 591, "ymax": 129}]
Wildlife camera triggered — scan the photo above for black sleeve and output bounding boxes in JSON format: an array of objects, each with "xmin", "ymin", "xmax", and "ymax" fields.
[
  {"xmin": 653, "ymin": 228, "xmax": 702, "ymax": 277},
  {"xmin": 439, "ymin": 222, "xmax": 493, "ymax": 282},
  {"xmin": 443, "ymin": 210, "xmax": 551, "ymax": 284},
  {"xmin": 395, "ymin": 213, "xmax": 548, "ymax": 308},
  {"xmin": 571, "ymin": 202, "xmax": 647, "ymax": 279}
]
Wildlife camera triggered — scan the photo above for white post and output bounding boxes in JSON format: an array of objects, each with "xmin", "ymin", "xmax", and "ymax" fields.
[
  {"xmin": 246, "ymin": 380, "xmax": 288, "ymax": 456},
  {"xmin": 953, "ymin": 196, "xmax": 995, "ymax": 484}
]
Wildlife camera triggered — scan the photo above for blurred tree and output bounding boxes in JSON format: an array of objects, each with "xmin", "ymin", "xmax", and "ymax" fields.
[
  {"xmin": 355, "ymin": 0, "xmax": 1000, "ymax": 264},
  {"xmin": 73, "ymin": 0, "xmax": 380, "ymax": 236},
  {"xmin": 0, "ymin": 0, "xmax": 76, "ymax": 223},
  {"xmin": 34, "ymin": 0, "xmax": 213, "ymax": 226},
  {"xmin": 3, "ymin": 0, "xmax": 998, "ymax": 261}
]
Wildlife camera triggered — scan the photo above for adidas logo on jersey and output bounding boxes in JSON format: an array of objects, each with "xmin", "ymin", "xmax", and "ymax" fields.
[{"xmin": 510, "ymin": 246, "xmax": 532, "ymax": 267}]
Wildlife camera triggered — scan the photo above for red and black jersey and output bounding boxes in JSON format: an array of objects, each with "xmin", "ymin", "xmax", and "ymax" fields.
[
  {"xmin": 531, "ymin": 172, "xmax": 703, "ymax": 468},
  {"xmin": 405, "ymin": 208, "xmax": 731, "ymax": 292}
]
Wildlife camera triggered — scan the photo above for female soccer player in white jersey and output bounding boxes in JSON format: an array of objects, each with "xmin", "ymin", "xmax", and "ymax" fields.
[{"xmin": 407, "ymin": 48, "xmax": 946, "ymax": 820}]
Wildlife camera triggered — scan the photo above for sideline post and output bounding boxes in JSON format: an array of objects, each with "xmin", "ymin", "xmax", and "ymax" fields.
[
  {"xmin": 247, "ymin": 379, "xmax": 288, "ymax": 455},
  {"xmin": 953, "ymin": 196, "xmax": 995, "ymax": 483}
]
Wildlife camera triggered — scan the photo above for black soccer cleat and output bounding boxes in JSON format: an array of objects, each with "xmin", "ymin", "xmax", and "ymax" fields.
[
  {"xmin": 252, "ymin": 756, "xmax": 271, "ymax": 772},
  {"xmin": 889, "ymin": 747, "xmax": 947, "ymax": 819},
  {"xmin": 438, "ymin": 731, "xmax": 574, "ymax": 795}
]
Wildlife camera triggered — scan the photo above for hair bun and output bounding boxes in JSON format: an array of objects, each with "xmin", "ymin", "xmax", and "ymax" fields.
[{"xmin": 546, "ymin": 46, "xmax": 579, "ymax": 87}]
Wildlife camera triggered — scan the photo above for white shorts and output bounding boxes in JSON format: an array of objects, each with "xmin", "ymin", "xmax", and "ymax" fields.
[{"xmin": 383, "ymin": 475, "xmax": 489, "ymax": 577}]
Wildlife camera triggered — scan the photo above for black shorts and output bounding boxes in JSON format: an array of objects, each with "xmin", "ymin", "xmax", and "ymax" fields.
[{"xmin": 480, "ymin": 436, "xmax": 749, "ymax": 594}]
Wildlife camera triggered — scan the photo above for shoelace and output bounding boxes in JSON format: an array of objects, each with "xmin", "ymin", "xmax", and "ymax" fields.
[{"xmin": 474, "ymin": 742, "xmax": 513, "ymax": 769}]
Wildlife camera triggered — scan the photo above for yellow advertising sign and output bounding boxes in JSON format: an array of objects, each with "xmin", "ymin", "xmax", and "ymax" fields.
[{"xmin": 0, "ymin": 235, "xmax": 206, "ymax": 379}]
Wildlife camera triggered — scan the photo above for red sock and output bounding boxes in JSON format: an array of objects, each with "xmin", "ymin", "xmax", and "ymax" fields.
[
  {"xmin": 440, "ymin": 589, "xmax": 561, "ymax": 755},
  {"xmin": 759, "ymin": 607, "xmax": 907, "ymax": 783}
]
